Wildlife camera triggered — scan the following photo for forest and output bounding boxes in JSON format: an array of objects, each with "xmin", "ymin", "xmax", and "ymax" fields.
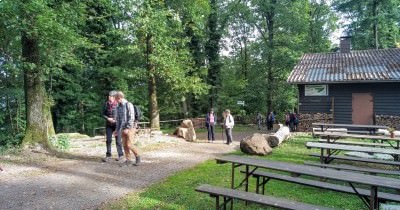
[{"xmin": 0, "ymin": 0, "xmax": 399, "ymax": 149}]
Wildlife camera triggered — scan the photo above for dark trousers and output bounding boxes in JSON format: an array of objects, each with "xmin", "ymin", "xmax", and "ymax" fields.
[
  {"xmin": 106, "ymin": 125, "xmax": 124, "ymax": 157},
  {"xmin": 207, "ymin": 125, "xmax": 215, "ymax": 141},
  {"xmin": 225, "ymin": 128, "xmax": 233, "ymax": 144},
  {"xmin": 267, "ymin": 121, "xmax": 274, "ymax": 130}
]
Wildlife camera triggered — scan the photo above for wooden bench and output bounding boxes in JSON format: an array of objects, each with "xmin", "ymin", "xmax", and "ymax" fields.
[
  {"xmin": 304, "ymin": 161, "xmax": 400, "ymax": 176},
  {"xmin": 318, "ymin": 139, "xmax": 392, "ymax": 148},
  {"xmin": 310, "ymin": 153, "xmax": 400, "ymax": 166},
  {"xmin": 313, "ymin": 131, "xmax": 400, "ymax": 144},
  {"xmin": 248, "ymin": 171, "xmax": 400, "ymax": 203},
  {"xmin": 195, "ymin": 184, "xmax": 335, "ymax": 210},
  {"xmin": 306, "ymin": 142, "xmax": 400, "ymax": 156},
  {"xmin": 312, "ymin": 123, "xmax": 388, "ymax": 135}
]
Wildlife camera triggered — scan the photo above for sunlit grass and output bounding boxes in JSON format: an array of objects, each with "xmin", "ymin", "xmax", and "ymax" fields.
[{"xmin": 101, "ymin": 134, "xmax": 373, "ymax": 210}]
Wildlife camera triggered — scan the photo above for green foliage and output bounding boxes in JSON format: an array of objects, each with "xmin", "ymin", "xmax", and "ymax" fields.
[
  {"xmin": 332, "ymin": 0, "xmax": 400, "ymax": 49},
  {"xmin": 1, "ymin": 0, "xmax": 392, "ymax": 147},
  {"xmin": 49, "ymin": 134, "xmax": 70, "ymax": 151}
]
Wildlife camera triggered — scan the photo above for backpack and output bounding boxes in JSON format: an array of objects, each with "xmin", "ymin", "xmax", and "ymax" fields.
[{"xmin": 125, "ymin": 102, "xmax": 142, "ymax": 122}]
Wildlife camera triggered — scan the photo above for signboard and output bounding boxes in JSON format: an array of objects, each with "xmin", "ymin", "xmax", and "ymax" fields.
[
  {"xmin": 237, "ymin": 101, "xmax": 245, "ymax": 106},
  {"xmin": 305, "ymin": 85, "xmax": 328, "ymax": 96}
]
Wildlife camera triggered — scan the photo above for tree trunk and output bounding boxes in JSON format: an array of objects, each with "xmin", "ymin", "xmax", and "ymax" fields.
[
  {"xmin": 206, "ymin": 0, "xmax": 222, "ymax": 109},
  {"xmin": 146, "ymin": 34, "xmax": 160, "ymax": 130},
  {"xmin": 21, "ymin": 31, "xmax": 55, "ymax": 148},
  {"xmin": 267, "ymin": 126, "xmax": 290, "ymax": 147},
  {"xmin": 372, "ymin": 0, "xmax": 379, "ymax": 49},
  {"xmin": 265, "ymin": 0, "xmax": 276, "ymax": 113}
]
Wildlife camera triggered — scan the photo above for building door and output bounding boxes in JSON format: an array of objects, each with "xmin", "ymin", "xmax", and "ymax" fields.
[{"xmin": 352, "ymin": 93, "xmax": 374, "ymax": 124}]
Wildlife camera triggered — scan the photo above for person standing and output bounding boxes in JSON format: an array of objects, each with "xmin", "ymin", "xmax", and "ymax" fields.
[
  {"xmin": 284, "ymin": 112, "xmax": 290, "ymax": 127},
  {"xmin": 115, "ymin": 91, "xmax": 141, "ymax": 166},
  {"xmin": 205, "ymin": 108, "xmax": 216, "ymax": 143},
  {"xmin": 289, "ymin": 112, "xmax": 297, "ymax": 132},
  {"xmin": 267, "ymin": 111, "xmax": 275, "ymax": 130},
  {"xmin": 223, "ymin": 109, "xmax": 234, "ymax": 145},
  {"xmin": 102, "ymin": 91, "xmax": 124, "ymax": 162},
  {"xmin": 256, "ymin": 112, "xmax": 262, "ymax": 130}
]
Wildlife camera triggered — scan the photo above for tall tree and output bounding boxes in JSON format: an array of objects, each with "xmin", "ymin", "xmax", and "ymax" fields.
[
  {"xmin": 134, "ymin": 0, "xmax": 207, "ymax": 129},
  {"xmin": 333, "ymin": 0, "xmax": 400, "ymax": 49},
  {"xmin": 0, "ymin": 0, "xmax": 86, "ymax": 148}
]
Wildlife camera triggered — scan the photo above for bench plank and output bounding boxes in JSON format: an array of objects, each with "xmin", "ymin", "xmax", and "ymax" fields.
[
  {"xmin": 306, "ymin": 142, "xmax": 400, "ymax": 155},
  {"xmin": 318, "ymin": 139, "xmax": 391, "ymax": 148},
  {"xmin": 309, "ymin": 153, "xmax": 400, "ymax": 166},
  {"xmin": 196, "ymin": 184, "xmax": 336, "ymax": 210},
  {"xmin": 304, "ymin": 161, "xmax": 400, "ymax": 175},
  {"xmin": 313, "ymin": 132, "xmax": 400, "ymax": 141},
  {"xmin": 251, "ymin": 171, "xmax": 400, "ymax": 203}
]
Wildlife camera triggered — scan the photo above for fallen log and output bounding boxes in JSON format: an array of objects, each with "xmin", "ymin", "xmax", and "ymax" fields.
[{"xmin": 267, "ymin": 126, "xmax": 290, "ymax": 148}]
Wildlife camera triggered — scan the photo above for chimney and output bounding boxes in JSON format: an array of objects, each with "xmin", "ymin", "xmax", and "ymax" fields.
[{"xmin": 340, "ymin": 36, "xmax": 351, "ymax": 53}]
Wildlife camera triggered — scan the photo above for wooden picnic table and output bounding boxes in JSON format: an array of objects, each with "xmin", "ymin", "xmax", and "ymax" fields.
[
  {"xmin": 312, "ymin": 123, "xmax": 388, "ymax": 134},
  {"xmin": 312, "ymin": 131, "xmax": 400, "ymax": 162},
  {"xmin": 313, "ymin": 131, "xmax": 400, "ymax": 149},
  {"xmin": 216, "ymin": 155, "xmax": 400, "ymax": 210}
]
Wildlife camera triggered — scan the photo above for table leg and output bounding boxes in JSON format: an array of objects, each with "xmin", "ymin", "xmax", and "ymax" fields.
[
  {"xmin": 231, "ymin": 163, "xmax": 235, "ymax": 189},
  {"xmin": 320, "ymin": 148, "xmax": 324, "ymax": 164},
  {"xmin": 370, "ymin": 186, "xmax": 378, "ymax": 210},
  {"xmin": 245, "ymin": 165, "xmax": 249, "ymax": 206},
  {"xmin": 216, "ymin": 196, "xmax": 220, "ymax": 210},
  {"xmin": 231, "ymin": 163, "xmax": 235, "ymax": 209},
  {"xmin": 396, "ymin": 141, "xmax": 400, "ymax": 162}
]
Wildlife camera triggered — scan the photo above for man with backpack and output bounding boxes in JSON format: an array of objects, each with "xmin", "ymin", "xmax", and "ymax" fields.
[
  {"xmin": 114, "ymin": 91, "xmax": 141, "ymax": 166},
  {"xmin": 101, "ymin": 91, "xmax": 124, "ymax": 162}
]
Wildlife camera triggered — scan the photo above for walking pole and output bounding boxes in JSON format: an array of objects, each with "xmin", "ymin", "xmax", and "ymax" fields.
[{"xmin": 221, "ymin": 123, "xmax": 224, "ymax": 143}]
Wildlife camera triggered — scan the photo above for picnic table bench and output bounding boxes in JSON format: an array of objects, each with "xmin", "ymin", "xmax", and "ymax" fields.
[
  {"xmin": 195, "ymin": 184, "xmax": 335, "ymax": 210},
  {"xmin": 304, "ymin": 161, "xmax": 400, "ymax": 176},
  {"xmin": 318, "ymin": 139, "xmax": 392, "ymax": 148},
  {"xmin": 216, "ymin": 155, "xmax": 400, "ymax": 210},
  {"xmin": 312, "ymin": 123, "xmax": 388, "ymax": 135},
  {"xmin": 247, "ymin": 170, "xmax": 400, "ymax": 203},
  {"xmin": 309, "ymin": 153, "xmax": 400, "ymax": 167}
]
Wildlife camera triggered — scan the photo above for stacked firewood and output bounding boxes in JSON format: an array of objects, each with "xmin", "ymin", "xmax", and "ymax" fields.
[
  {"xmin": 375, "ymin": 115, "xmax": 400, "ymax": 130},
  {"xmin": 297, "ymin": 113, "xmax": 333, "ymax": 132}
]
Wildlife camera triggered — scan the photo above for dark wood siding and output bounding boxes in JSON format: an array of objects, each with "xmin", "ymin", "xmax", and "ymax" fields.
[
  {"xmin": 298, "ymin": 85, "xmax": 332, "ymax": 113},
  {"xmin": 298, "ymin": 82, "xmax": 400, "ymax": 124}
]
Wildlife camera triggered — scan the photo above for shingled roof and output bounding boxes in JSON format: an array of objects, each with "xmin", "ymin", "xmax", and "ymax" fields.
[{"xmin": 287, "ymin": 48, "xmax": 400, "ymax": 84}]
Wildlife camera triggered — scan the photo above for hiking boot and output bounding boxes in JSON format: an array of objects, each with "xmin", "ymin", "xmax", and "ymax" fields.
[
  {"xmin": 119, "ymin": 160, "xmax": 133, "ymax": 167},
  {"xmin": 135, "ymin": 156, "xmax": 141, "ymax": 166},
  {"xmin": 102, "ymin": 157, "xmax": 112, "ymax": 162},
  {"xmin": 115, "ymin": 156, "xmax": 125, "ymax": 161}
]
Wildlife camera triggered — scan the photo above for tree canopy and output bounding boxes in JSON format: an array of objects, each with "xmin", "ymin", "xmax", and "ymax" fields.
[{"xmin": 0, "ymin": 0, "xmax": 398, "ymax": 148}]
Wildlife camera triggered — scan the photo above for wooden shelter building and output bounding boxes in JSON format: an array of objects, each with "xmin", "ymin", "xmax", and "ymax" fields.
[{"xmin": 287, "ymin": 38, "xmax": 400, "ymax": 131}]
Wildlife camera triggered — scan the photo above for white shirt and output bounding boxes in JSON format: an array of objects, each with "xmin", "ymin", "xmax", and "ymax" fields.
[{"xmin": 224, "ymin": 114, "xmax": 234, "ymax": 129}]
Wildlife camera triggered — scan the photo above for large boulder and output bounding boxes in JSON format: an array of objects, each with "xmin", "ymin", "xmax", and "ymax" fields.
[
  {"xmin": 174, "ymin": 119, "xmax": 197, "ymax": 141},
  {"xmin": 240, "ymin": 133, "xmax": 272, "ymax": 155}
]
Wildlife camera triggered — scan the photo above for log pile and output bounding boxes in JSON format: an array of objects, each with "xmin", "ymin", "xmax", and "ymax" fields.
[
  {"xmin": 375, "ymin": 115, "xmax": 400, "ymax": 130},
  {"xmin": 297, "ymin": 113, "xmax": 333, "ymax": 132}
]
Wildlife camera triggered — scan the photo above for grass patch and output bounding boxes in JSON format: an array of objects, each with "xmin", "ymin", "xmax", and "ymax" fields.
[{"xmin": 101, "ymin": 134, "xmax": 368, "ymax": 210}]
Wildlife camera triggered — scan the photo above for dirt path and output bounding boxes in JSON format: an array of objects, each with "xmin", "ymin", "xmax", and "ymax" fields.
[{"xmin": 0, "ymin": 129, "xmax": 259, "ymax": 210}]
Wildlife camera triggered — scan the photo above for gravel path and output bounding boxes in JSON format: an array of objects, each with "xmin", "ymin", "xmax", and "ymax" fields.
[{"xmin": 0, "ymin": 130, "xmax": 258, "ymax": 210}]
